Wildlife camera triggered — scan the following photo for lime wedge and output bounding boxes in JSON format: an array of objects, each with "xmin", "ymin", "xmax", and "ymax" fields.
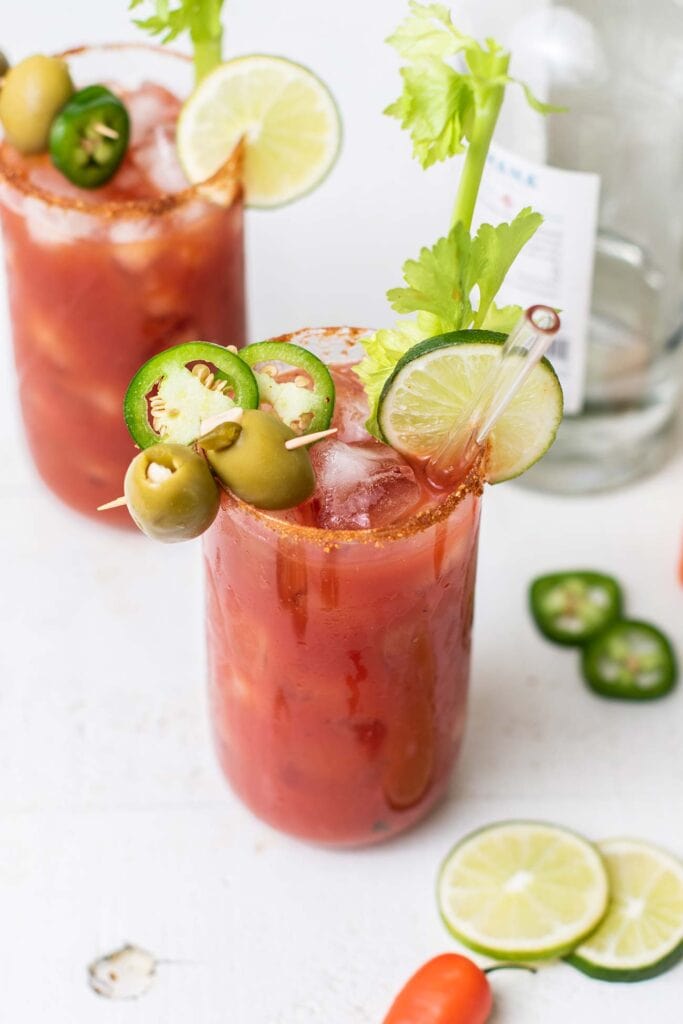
[
  {"xmin": 177, "ymin": 55, "xmax": 341, "ymax": 208},
  {"xmin": 567, "ymin": 839, "xmax": 683, "ymax": 981},
  {"xmin": 437, "ymin": 821, "xmax": 609, "ymax": 959},
  {"xmin": 377, "ymin": 331, "xmax": 563, "ymax": 483}
]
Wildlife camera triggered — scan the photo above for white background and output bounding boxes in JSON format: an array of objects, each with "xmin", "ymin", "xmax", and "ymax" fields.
[{"xmin": 1, "ymin": 1, "xmax": 682, "ymax": 1021}]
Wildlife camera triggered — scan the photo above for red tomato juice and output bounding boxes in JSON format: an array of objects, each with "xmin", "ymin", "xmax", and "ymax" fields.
[{"xmin": 204, "ymin": 328, "xmax": 483, "ymax": 845}]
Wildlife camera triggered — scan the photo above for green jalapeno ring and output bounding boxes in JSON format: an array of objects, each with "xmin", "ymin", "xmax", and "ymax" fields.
[
  {"xmin": 49, "ymin": 84, "xmax": 130, "ymax": 188},
  {"xmin": 529, "ymin": 571, "xmax": 623, "ymax": 647},
  {"xmin": 240, "ymin": 340, "xmax": 335, "ymax": 436},
  {"xmin": 581, "ymin": 619, "xmax": 678, "ymax": 701},
  {"xmin": 124, "ymin": 341, "xmax": 259, "ymax": 450}
]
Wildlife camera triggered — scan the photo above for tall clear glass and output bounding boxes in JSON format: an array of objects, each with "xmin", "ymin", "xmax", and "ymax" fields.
[
  {"xmin": 0, "ymin": 45, "xmax": 245, "ymax": 524},
  {"xmin": 203, "ymin": 328, "xmax": 483, "ymax": 846}
]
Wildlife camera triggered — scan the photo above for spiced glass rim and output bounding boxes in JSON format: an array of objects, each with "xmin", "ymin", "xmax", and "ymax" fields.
[
  {"xmin": 0, "ymin": 42, "xmax": 243, "ymax": 218},
  {"xmin": 217, "ymin": 326, "xmax": 486, "ymax": 548}
]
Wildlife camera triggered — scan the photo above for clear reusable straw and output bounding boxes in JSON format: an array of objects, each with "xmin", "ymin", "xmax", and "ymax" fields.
[{"xmin": 427, "ymin": 305, "xmax": 561, "ymax": 486}]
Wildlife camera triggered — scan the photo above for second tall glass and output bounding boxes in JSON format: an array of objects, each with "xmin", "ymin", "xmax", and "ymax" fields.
[{"xmin": 0, "ymin": 45, "xmax": 246, "ymax": 524}]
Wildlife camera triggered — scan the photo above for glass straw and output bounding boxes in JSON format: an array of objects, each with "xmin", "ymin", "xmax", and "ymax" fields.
[{"xmin": 427, "ymin": 305, "xmax": 561, "ymax": 485}]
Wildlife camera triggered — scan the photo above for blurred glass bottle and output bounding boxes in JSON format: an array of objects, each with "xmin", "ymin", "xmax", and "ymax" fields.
[{"xmin": 484, "ymin": 0, "xmax": 683, "ymax": 492}]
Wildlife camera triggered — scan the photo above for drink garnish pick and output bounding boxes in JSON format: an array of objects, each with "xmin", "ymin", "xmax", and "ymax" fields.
[
  {"xmin": 97, "ymin": 425, "xmax": 337, "ymax": 511},
  {"xmin": 98, "ymin": 496, "xmax": 127, "ymax": 511},
  {"xmin": 285, "ymin": 427, "xmax": 337, "ymax": 450}
]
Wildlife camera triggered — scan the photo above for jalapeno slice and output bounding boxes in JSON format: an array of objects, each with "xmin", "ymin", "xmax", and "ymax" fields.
[
  {"xmin": 240, "ymin": 340, "xmax": 335, "ymax": 435},
  {"xmin": 530, "ymin": 571, "xmax": 623, "ymax": 646},
  {"xmin": 49, "ymin": 85, "xmax": 130, "ymax": 188},
  {"xmin": 124, "ymin": 341, "xmax": 259, "ymax": 449},
  {"xmin": 582, "ymin": 620, "xmax": 678, "ymax": 701}
]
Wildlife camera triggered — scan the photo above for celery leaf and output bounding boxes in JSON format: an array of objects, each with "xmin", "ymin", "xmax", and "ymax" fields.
[
  {"xmin": 470, "ymin": 208, "xmax": 542, "ymax": 326},
  {"xmin": 479, "ymin": 302, "xmax": 524, "ymax": 334},
  {"xmin": 355, "ymin": 320, "xmax": 430, "ymax": 437},
  {"xmin": 387, "ymin": 2, "xmax": 473, "ymax": 60},
  {"xmin": 387, "ymin": 223, "xmax": 473, "ymax": 328},
  {"xmin": 385, "ymin": 61, "xmax": 474, "ymax": 167},
  {"xmin": 129, "ymin": 0, "xmax": 224, "ymax": 51}
]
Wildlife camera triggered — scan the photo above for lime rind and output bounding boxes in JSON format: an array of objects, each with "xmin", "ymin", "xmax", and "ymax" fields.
[
  {"xmin": 240, "ymin": 340, "xmax": 335, "ymax": 433},
  {"xmin": 377, "ymin": 331, "xmax": 563, "ymax": 484},
  {"xmin": 437, "ymin": 820, "xmax": 609, "ymax": 960},
  {"xmin": 177, "ymin": 54, "xmax": 342, "ymax": 209},
  {"xmin": 567, "ymin": 839, "xmax": 683, "ymax": 982}
]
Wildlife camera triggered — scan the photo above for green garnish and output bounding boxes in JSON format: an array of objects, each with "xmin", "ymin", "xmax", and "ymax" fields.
[
  {"xmin": 357, "ymin": 2, "xmax": 563, "ymax": 435},
  {"xmin": 129, "ymin": 0, "xmax": 225, "ymax": 84},
  {"xmin": 530, "ymin": 571, "xmax": 624, "ymax": 647}
]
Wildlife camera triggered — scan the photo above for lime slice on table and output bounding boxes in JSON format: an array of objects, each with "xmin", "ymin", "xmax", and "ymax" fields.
[
  {"xmin": 177, "ymin": 55, "xmax": 341, "ymax": 208},
  {"xmin": 377, "ymin": 330, "xmax": 563, "ymax": 483},
  {"xmin": 437, "ymin": 821, "xmax": 609, "ymax": 960},
  {"xmin": 567, "ymin": 839, "xmax": 683, "ymax": 981}
]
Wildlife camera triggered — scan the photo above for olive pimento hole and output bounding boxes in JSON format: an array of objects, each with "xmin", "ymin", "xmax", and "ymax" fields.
[{"xmin": 146, "ymin": 461, "xmax": 175, "ymax": 484}]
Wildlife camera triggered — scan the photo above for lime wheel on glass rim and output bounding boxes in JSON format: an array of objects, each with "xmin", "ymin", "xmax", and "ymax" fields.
[
  {"xmin": 177, "ymin": 54, "xmax": 341, "ymax": 207},
  {"xmin": 377, "ymin": 331, "xmax": 564, "ymax": 483}
]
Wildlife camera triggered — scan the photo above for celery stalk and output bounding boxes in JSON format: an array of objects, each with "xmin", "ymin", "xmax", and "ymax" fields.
[
  {"xmin": 451, "ymin": 54, "xmax": 509, "ymax": 231},
  {"xmin": 129, "ymin": 0, "xmax": 226, "ymax": 87}
]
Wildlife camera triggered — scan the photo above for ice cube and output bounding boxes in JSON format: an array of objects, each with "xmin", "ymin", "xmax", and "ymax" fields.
[
  {"xmin": 330, "ymin": 364, "xmax": 370, "ymax": 442},
  {"xmin": 28, "ymin": 160, "xmax": 94, "ymax": 202},
  {"xmin": 25, "ymin": 196, "xmax": 94, "ymax": 246},
  {"xmin": 125, "ymin": 82, "xmax": 181, "ymax": 147},
  {"xmin": 111, "ymin": 234, "xmax": 164, "ymax": 271},
  {"xmin": 311, "ymin": 439, "xmax": 421, "ymax": 530},
  {"xmin": 131, "ymin": 123, "xmax": 189, "ymax": 195}
]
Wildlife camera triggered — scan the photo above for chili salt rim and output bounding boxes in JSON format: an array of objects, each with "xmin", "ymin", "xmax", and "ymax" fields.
[
  {"xmin": 215, "ymin": 326, "xmax": 486, "ymax": 548},
  {"xmin": 0, "ymin": 42, "xmax": 244, "ymax": 218}
]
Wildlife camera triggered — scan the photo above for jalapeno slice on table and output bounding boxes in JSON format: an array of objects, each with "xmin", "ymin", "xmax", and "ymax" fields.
[
  {"xmin": 240, "ymin": 340, "xmax": 335, "ymax": 435},
  {"xmin": 582, "ymin": 620, "xmax": 678, "ymax": 701},
  {"xmin": 49, "ymin": 85, "xmax": 130, "ymax": 188},
  {"xmin": 124, "ymin": 342, "xmax": 259, "ymax": 449},
  {"xmin": 530, "ymin": 571, "xmax": 623, "ymax": 646}
]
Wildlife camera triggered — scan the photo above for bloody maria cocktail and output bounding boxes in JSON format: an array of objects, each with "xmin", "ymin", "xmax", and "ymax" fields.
[
  {"xmin": 113, "ymin": 6, "xmax": 563, "ymax": 846},
  {"xmin": 204, "ymin": 328, "xmax": 483, "ymax": 846},
  {"xmin": 0, "ymin": 45, "xmax": 245, "ymax": 524}
]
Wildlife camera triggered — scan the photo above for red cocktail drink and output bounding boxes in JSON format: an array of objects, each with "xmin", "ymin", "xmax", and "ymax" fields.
[
  {"xmin": 0, "ymin": 46, "xmax": 245, "ymax": 523},
  {"xmin": 204, "ymin": 328, "xmax": 483, "ymax": 845}
]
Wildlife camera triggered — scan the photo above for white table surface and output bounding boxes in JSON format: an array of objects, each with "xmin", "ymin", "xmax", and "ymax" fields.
[{"xmin": 2, "ymin": 1, "xmax": 683, "ymax": 1021}]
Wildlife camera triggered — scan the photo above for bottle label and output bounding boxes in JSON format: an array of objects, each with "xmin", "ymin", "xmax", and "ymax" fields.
[{"xmin": 475, "ymin": 142, "xmax": 600, "ymax": 414}]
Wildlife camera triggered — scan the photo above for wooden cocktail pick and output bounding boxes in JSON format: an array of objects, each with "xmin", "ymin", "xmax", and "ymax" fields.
[
  {"xmin": 285, "ymin": 427, "xmax": 337, "ymax": 450},
  {"xmin": 97, "ymin": 425, "xmax": 338, "ymax": 511},
  {"xmin": 98, "ymin": 496, "xmax": 127, "ymax": 511}
]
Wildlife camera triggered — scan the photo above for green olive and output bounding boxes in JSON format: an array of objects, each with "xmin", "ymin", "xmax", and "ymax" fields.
[
  {"xmin": 0, "ymin": 55, "xmax": 74, "ymax": 154},
  {"xmin": 124, "ymin": 443, "xmax": 219, "ymax": 543},
  {"xmin": 201, "ymin": 409, "xmax": 315, "ymax": 510},
  {"xmin": 0, "ymin": 52, "xmax": 10, "ymax": 80}
]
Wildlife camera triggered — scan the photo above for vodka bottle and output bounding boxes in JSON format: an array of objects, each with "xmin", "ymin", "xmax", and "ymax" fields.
[{"xmin": 484, "ymin": 0, "xmax": 683, "ymax": 492}]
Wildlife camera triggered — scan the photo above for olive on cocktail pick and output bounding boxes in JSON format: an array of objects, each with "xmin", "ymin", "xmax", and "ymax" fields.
[
  {"xmin": 198, "ymin": 409, "xmax": 316, "ymax": 510},
  {"xmin": 123, "ymin": 443, "xmax": 220, "ymax": 543},
  {"xmin": 0, "ymin": 54, "xmax": 74, "ymax": 153}
]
